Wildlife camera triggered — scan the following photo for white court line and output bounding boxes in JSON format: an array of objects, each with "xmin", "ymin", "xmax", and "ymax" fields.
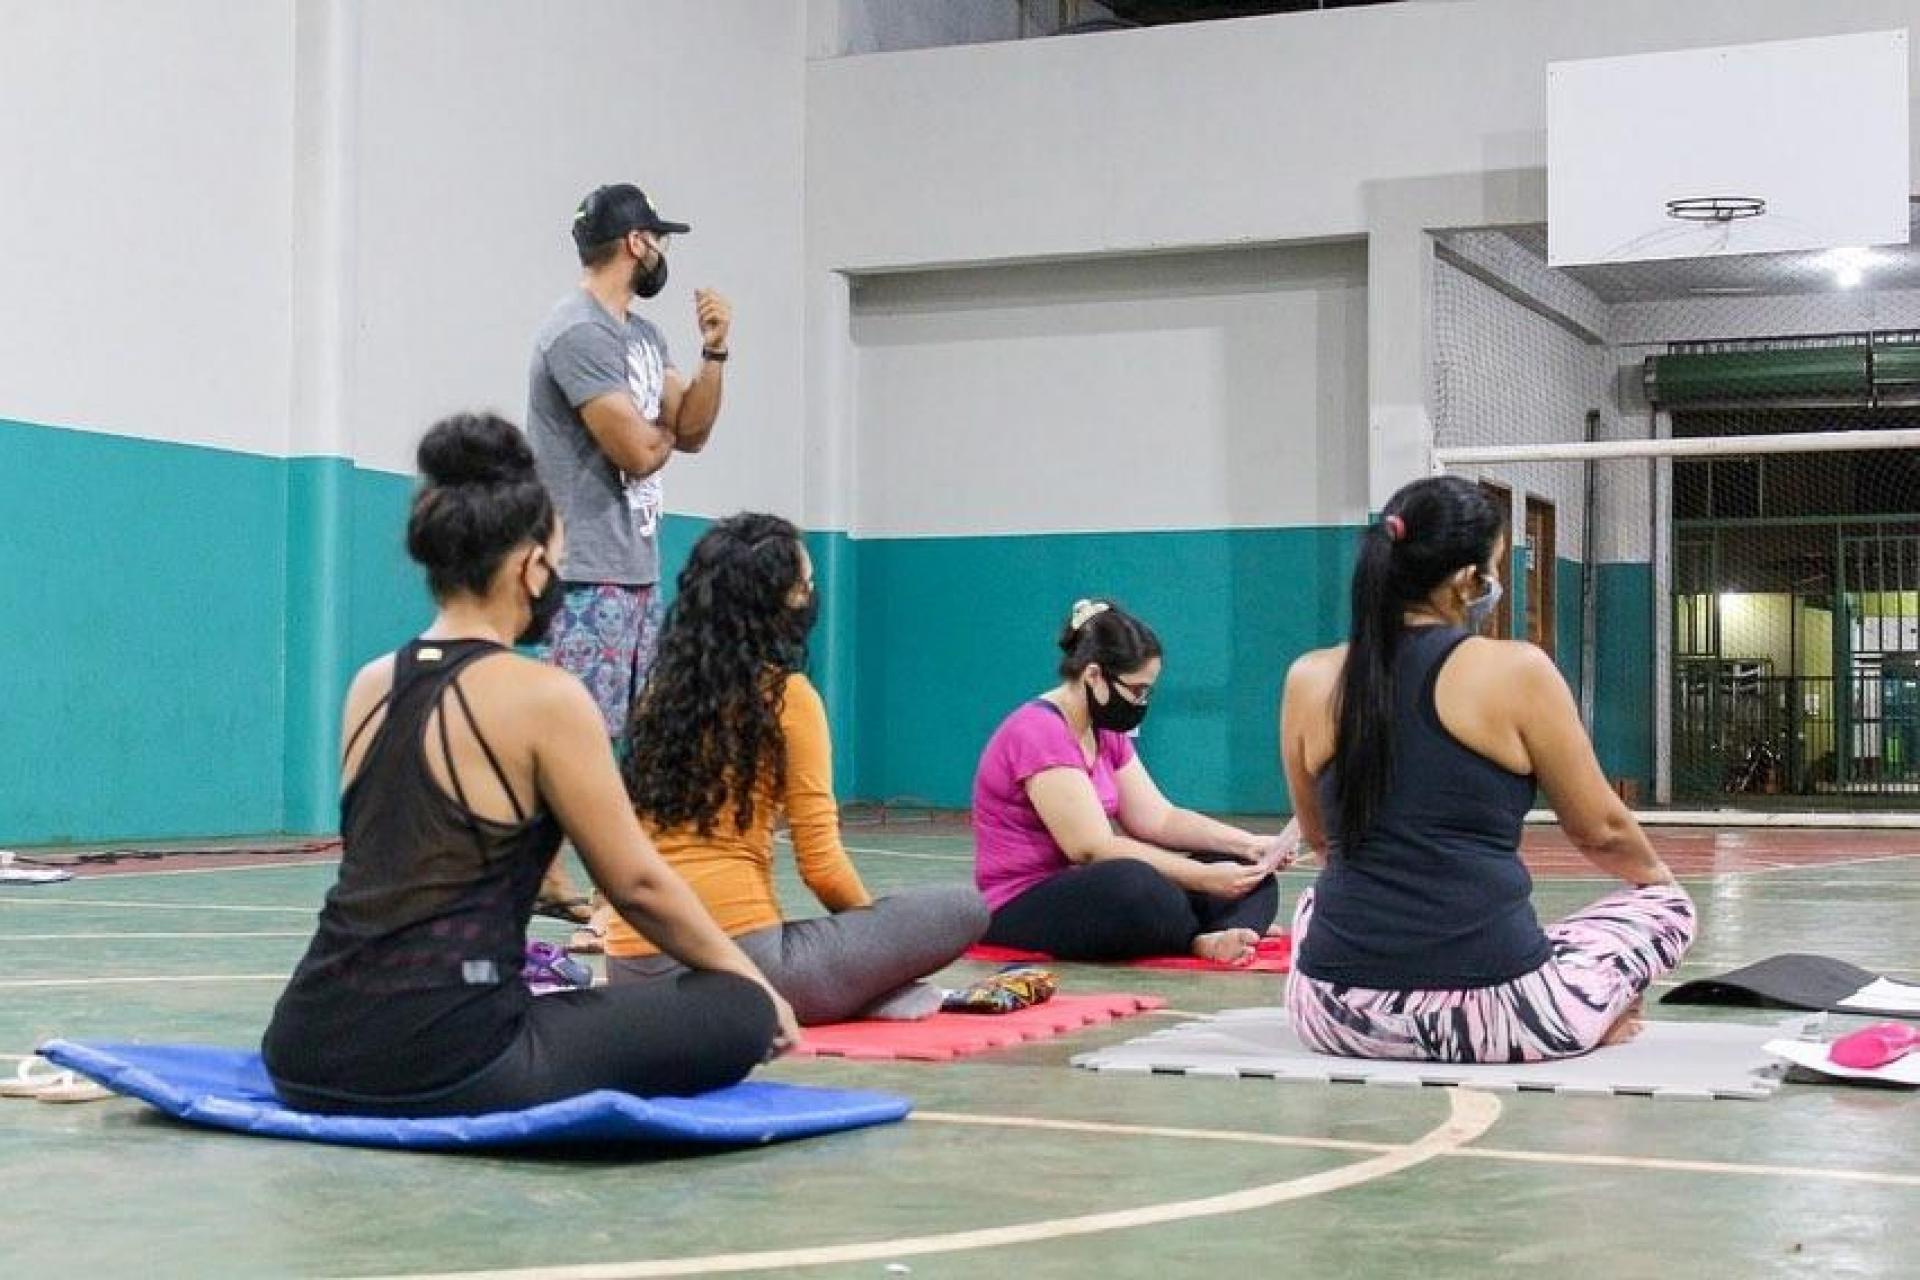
[
  {"xmin": 1457, "ymin": 1143, "xmax": 1920, "ymax": 1188},
  {"xmin": 1745, "ymin": 880, "xmax": 1920, "ymax": 890},
  {"xmin": 351, "ymin": 1090, "xmax": 1500, "ymax": 1280},
  {"xmin": 351, "ymin": 1086, "xmax": 1920, "ymax": 1280},
  {"xmin": 0, "ymin": 973, "xmax": 285, "ymax": 989},
  {"xmin": 915, "ymin": 1110, "xmax": 1920, "ymax": 1189},
  {"xmin": 1738, "ymin": 853, "xmax": 1920, "ymax": 875},
  {"xmin": 833, "ymin": 842, "xmax": 1920, "ymax": 882},
  {"xmin": 34, "ymin": 859, "xmax": 341, "ymax": 881},
  {"xmin": 837, "ymin": 844, "xmax": 970, "ymax": 863},
  {"xmin": 0, "ymin": 931, "xmax": 308, "ymax": 942},
  {"xmin": 916, "ymin": 1109, "xmax": 1398, "ymax": 1155},
  {"xmin": 1675, "ymin": 955, "xmax": 1920, "ymax": 969},
  {"xmin": 0, "ymin": 896, "xmax": 315, "ymax": 915}
]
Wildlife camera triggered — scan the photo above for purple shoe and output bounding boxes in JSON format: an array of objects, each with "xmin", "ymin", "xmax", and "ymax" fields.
[{"xmin": 525, "ymin": 939, "xmax": 594, "ymax": 995}]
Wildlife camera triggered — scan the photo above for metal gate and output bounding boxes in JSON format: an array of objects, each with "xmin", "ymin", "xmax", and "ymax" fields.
[{"xmin": 1671, "ymin": 523, "xmax": 1920, "ymax": 801}]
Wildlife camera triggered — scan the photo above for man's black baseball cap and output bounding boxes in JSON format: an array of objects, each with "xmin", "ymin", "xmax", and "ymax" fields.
[{"xmin": 571, "ymin": 183, "xmax": 690, "ymax": 250}]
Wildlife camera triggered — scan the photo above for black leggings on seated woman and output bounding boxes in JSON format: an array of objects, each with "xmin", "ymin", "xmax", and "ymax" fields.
[
  {"xmin": 982, "ymin": 854, "xmax": 1279, "ymax": 961},
  {"xmin": 268, "ymin": 971, "xmax": 776, "ymax": 1117}
]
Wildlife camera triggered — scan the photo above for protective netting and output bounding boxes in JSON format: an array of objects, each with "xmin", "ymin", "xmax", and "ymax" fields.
[{"xmin": 1428, "ymin": 225, "xmax": 1920, "ymax": 806}]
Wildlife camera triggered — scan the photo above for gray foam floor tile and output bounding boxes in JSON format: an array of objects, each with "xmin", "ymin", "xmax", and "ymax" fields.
[{"xmin": 1072, "ymin": 1008, "xmax": 1812, "ymax": 1100}]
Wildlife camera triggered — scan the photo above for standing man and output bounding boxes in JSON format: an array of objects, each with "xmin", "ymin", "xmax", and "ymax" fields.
[{"xmin": 526, "ymin": 182, "xmax": 732, "ymax": 935}]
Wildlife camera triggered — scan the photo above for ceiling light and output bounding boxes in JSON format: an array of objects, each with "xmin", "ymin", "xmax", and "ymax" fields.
[{"xmin": 1818, "ymin": 246, "xmax": 1876, "ymax": 288}]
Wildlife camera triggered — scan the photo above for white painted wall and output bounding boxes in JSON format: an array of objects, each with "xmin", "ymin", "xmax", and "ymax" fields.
[
  {"xmin": 0, "ymin": 0, "xmax": 297, "ymax": 456},
  {"xmin": 343, "ymin": 0, "xmax": 808, "ymax": 520},
  {"xmin": 806, "ymin": 0, "xmax": 1920, "ymax": 273},
  {"xmin": 806, "ymin": 0, "xmax": 1920, "ymax": 518},
  {"xmin": 850, "ymin": 244, "xmax": 1367, "ymax": 537},
  {"xmin": 0, "ymin": 0, "xmax": 808, "ymax": 526},
  {"xmin": 12, "ymin": 0, "xmax": 1920, "ymax": 532}
]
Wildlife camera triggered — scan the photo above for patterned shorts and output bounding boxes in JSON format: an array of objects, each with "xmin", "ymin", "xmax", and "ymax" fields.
[
  {"xmin": 1285, "ymin": 882, "xmax": 1697, "ymax": 1063},
  {"xmin": 535, "ymin": 582, "xmax": 663, "ymax": 741}
]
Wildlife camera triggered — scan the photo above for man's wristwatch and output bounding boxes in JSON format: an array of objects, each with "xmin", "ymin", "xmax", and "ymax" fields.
[{"xmin": 701, "ymin": 347, "xmax": 729, "ymax": 364}]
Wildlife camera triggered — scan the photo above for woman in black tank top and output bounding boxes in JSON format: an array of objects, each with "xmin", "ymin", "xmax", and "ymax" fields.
[
  {"xmin": 262, "ymin": 414, "xmax": 796, "ymax": 1116},
  {"xmin": 1276, "ymin": 476, "xmax": 1695, "ymax": 1064}
]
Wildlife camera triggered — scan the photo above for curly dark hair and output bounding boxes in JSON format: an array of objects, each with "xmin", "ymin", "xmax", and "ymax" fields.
[{"xmin": 623, "ymin": 513, "xmax": 814, "ymax": 836}]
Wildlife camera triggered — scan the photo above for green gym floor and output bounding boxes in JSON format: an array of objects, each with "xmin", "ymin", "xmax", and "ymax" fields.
[{"xmin": 3, "ymin": 821, "xmax": 1918, "ymax": 1279}]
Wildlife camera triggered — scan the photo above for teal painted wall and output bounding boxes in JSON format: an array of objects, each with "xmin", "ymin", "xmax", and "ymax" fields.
[
  {"xmin": 1505, "ymin": 542, "xmax": 1527, "ymax": 644},
  {"xmin": 658, "ymin": 518, "xmax": 1360, "ymax": 813},
  {"xmin": 348, "ymin": 468, "xmax": 432, "ymax": 668},
  {"xmin": 0, "ymin": 420, "xmax": 432, "ymax": 843},
  {"xmin": 0, "ymin": 419, "xmax": 289, "ymax": 843},
  {"xmin": 850, "ymin": 526, "xmax": 1361, "ymax": 813},
  {"xmin": 1592, "ymin": 561, "xmax": 1654, "ymax": 794},
  {"xmin": 1554, "ymin": 556, "xmax": 1585, "ymax": 698},
  {"xmin": 616, "ymin": 531, "xmax": 1648, "ymax": 812},
  {"xmin": 1, "ymin": 417, "xmax": 1362, "ymax": 839},
  {"xmin": 282, "ymin": 461, "xmax": 432, "ymax": 832}
]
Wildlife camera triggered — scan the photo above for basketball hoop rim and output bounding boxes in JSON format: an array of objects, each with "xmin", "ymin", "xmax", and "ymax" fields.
[{"xmin": 1665, "ymin": 195, "xmax": 1768, "ymax": 223}]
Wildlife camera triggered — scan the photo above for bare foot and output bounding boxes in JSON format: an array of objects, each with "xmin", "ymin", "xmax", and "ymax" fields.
[
  {"xmin": 1599, "ymin": 998, "xmax": 1644, "ymax": 1047},
  {"xmin": 1192, "ymin": 928, "xmax": 1260, "ymax": 964}
]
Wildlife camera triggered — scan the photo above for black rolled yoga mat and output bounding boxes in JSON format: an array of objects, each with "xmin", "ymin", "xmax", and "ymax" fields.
[{"xmin": 1663, "ymin": 953, "xmax": 1920, "ymax": 1017}]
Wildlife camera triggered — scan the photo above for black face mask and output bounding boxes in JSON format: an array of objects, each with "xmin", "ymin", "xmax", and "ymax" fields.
[
  {"xmin": 1086, "ymin": 672, "xmax": 1148, "ymax": 734},
  {"xmin": 787, "ymin": 589, "xmax": 820, "ymax": 644},
  {"xmin": 631, "ymin": 247, "xmax": 668, "ymax": 299},
  {"xmin": 518, "ymin": 557, "xmax": 565, "ymax": 647}
]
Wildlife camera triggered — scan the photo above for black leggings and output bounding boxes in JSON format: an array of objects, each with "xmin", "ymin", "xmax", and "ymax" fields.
[
  {"xmin": 271, "ymin": 971, "xmax": 776, "ymax": 1116},
  {"xmin": 983, "ymin": 855, "xmax": 1280, "ymax": 962}
]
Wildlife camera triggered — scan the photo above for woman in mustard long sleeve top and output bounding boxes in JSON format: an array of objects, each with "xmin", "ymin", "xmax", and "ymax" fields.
[{"xmin": 605, "ymin": 513, "xmax": 987, "ymax": 1023}]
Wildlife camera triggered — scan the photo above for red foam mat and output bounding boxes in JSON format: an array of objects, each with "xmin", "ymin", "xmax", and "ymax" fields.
[
  {"xmin": 964, "ymin": 933, "xmax": 1291, "ymax": 974},
  {"xmin": 791, "ymin": 993, "xmax": 1166, "ymax": 1062}
]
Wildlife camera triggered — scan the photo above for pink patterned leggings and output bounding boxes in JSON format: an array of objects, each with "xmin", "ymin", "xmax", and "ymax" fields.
[{"xmin": 1285, "ymin": 883, "xmax": 1696, "ymax": 1063}]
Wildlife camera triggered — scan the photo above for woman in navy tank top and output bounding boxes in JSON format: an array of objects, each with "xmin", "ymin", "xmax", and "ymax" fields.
[{"xmin": 1277, "ymin": 476, "xmax": 1695, "ymax": 1063}]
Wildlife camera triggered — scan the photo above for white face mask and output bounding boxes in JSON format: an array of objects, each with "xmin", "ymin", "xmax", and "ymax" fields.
[{"xmin": 1465, "ymin": 572, "xmax": 1504, "ymax": 632}]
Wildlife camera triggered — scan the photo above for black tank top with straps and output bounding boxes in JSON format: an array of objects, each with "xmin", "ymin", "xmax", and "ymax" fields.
[
  {"xmin": 263, "ymin": 638, "xmax": 564, "ymax": 1099},
  {"xmin": 1299, "ymin": 625, "xmax": 1552, "ymax": 990}
]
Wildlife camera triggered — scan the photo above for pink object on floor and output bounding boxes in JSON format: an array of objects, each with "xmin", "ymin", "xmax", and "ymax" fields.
[
  {"xmin": 1829, "ymin": 1021, "xmax": 1920, "ymax": 1069},
  {"xmin": 964, "ymin": 933, "xmax": 1292, "ymax": 974},
  {"xmin": 791, "ymin": 993, "xmax": 1166, "ymax": 1062}
]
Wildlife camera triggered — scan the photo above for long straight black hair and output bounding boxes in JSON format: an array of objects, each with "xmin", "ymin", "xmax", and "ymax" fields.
[{"xmin": 1330, "ymin": 476, "xmax": 1504, "ymax": 850}]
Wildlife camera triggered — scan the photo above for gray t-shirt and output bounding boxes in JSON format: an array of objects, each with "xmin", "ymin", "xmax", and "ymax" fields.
[{"xmin": 526, "ymin": 290, "xmax": 673, "ymax": 586}]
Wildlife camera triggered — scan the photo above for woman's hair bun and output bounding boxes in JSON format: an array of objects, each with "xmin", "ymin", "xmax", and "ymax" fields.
[{"xmin": 416, "ymin": 412, "xmax": 536, "ymax": 488}]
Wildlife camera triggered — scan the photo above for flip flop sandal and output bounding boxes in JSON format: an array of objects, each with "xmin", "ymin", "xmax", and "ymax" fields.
[
  {"xmin": 36, "ymin": 1076, "xmax": 114, "ymax": 1103},
  {"xmin": 533, "ymin": 895, "xmax": 594, "ymax": 924},
  {"xmin": 0, "ymin": 1058, "xmax": 112, "ymax": 1102},
  {"xmin": 0, "ymin": 1057, "xmax": 68, "ymax": 1098},
  {"xmin": 1830, "ymin": 1021, "xmax": 1920, "ymax": 1070}
]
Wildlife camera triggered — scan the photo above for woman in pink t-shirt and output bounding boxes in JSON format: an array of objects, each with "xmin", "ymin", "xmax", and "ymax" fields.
[{"xmin": 971, "ymin": 599, "xmax": 1299, "ymax": 963}]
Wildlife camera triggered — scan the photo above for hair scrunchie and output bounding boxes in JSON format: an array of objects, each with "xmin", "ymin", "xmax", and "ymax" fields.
[{"xmin": 1069, "ymin": 599, "xmax": 1111, "ymax": 631}]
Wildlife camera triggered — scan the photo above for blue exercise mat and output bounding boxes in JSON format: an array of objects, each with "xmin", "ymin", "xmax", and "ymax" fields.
[{"xmin": 37, "ymin": 1040, "xmax": 910, "ymax": 1150}]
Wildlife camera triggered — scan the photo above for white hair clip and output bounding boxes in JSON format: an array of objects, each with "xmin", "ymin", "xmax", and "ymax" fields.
[{"xmin": 1069, "ymin": 599, "xmax": 1111, "ymax": 632}]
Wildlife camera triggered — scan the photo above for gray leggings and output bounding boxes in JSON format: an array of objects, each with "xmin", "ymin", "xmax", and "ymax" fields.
[{"xmin": 606, "ymin": 885, "xmax": 990, "ymax": 1025}]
